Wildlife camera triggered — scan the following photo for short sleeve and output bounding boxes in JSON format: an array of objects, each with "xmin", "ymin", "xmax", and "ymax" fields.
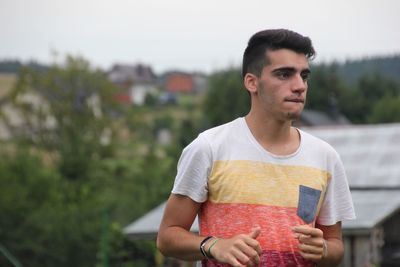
[
  {"xmin": 317, "ymin": 152, "xmax": 356, "ymax": 225},
  {"xmin": 171, "ymin": 134, "xmax": 212, "ymax": 203}
]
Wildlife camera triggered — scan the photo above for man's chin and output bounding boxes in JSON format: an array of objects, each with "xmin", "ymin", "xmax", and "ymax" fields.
[{"xmin": 285, "ymin": 111, "xmax": 302, "ymax": 120}]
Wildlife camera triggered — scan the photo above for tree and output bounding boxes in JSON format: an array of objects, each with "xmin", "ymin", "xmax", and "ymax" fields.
[
  {"xmin": 0, "ymin": 55, "xmax": 179, "ymax": 267},
  {"xmin": 306, "ymin": 63, "xmax": 353, "ymax": 119},
  {"xmin": 203, "ymin": 69, "xmax": 249, "ymax": 127},
  {"xmin": 368, "ymin": 96, "xmax": 400, "ymax": 123},
  {"xmin": 8, "ymin": 55, "xmax": 118, "ymax": 181},
  {"xmin": 351, "ymin": 73, "xmax": 400, "ymax": 123}
]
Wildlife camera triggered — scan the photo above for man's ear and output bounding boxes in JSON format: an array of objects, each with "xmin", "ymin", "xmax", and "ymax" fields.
[{"xmin": 244, "ymin": 73, "xmax": 258, "ymax": 94}]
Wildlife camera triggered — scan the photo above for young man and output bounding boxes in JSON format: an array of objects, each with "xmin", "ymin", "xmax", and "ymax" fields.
[{"xmin": 157, "ymin": 29, "xmax": 355, "ymax": 267}]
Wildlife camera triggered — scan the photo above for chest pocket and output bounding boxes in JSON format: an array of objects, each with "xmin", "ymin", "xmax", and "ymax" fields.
[{"xmin": 297, "ymin": 185, "xmax": 321, "ymax": 224}]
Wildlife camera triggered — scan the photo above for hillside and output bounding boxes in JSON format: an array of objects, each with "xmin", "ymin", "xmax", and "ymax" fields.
[
  {"xmin": 335, "ymin": 55, "xmax": 400, "ymax": 85},
  {"xmin": 0, "ymin": 73, "xmax": 16, "ymax": 99}
]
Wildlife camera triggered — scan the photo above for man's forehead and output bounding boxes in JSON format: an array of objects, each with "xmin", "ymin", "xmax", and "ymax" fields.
[{"xmin": 264, "ymin": 49, "xmax": 309, "ymax": 70}]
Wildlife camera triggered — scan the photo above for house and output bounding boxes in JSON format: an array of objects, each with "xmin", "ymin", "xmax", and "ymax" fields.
[
  {"xmin": 124, "ymin": 123, "xmax": 400, "ymax": 267},
  {"xmin": 294, "ymin": 109, "xmax": 351, "ymax": 127},
  {"xmin": 310, "ymin": 123, "xmax": 400, "ymax": 267},
  {"xmin": 161, "ymin": 71, "xmax": 208, "ymax": 95},
  {"xmin": 107, "ymin": 63, "xmax": 157, "ymax": 105}
]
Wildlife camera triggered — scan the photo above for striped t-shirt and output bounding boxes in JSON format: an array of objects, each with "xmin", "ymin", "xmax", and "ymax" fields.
[{"xmin": 172, "ymin": 117, "xmax": 355, "ymax": 267}]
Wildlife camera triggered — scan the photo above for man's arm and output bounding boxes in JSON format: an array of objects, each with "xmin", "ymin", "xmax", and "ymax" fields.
[
  {"xmin": 316, "ymin": 222, "xmax": 344, "ymax": 267},
  {"xmin": 157, "ymin": 194, "xmax": 204, "ymax": 261},
  {"xmin": 293, "ymin": 222, "xmax": 344, "ymax": 267},
  {"xmin": 157, "ymin": 194, "xmax": 262, "ymax": 266}
]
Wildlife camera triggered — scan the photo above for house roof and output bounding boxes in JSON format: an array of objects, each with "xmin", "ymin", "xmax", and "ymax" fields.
[
  {"xmin": 123, "ymin": 202, "xmax": 181, "ymax": 240},
  {"xmin": 124, "ymin": 123, "xmax": 400, "ymax": 239},
  {"xmin": 165, "ymin": 73, "xmax": 194, "ymax": 93},
  {"xmin": 304, "ymin": 123, "xmax": 400, "ymax": 188},
  {"xmin": 298, "ymin": 110, "xmax": 350, "ymax": 126},
  {"xmin": 343, "ymin": 190, "xmax": 400, "ymax": 234},
  {"xmin": 107, "ymin": 63, "xmax": 156, "ymax": 85}
]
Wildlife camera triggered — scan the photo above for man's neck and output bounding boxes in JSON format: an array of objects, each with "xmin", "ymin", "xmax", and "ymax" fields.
[{"xmin": 245, "ymin": 112, "xmax": 300, "ymax": 156}]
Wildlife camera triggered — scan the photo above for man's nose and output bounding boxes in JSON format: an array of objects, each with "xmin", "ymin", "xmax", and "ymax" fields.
[{"xmin": 291, "ymin": 74, "xmax": 307, "ymax": 93}]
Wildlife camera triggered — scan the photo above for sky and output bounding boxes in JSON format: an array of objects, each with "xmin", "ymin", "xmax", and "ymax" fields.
[{"xmin": 0, "ymin": 0, "xmax": 399, "ymax": 74}]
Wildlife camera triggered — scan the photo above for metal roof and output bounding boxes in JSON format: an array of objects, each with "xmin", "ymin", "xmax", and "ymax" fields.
[
  {"xmin": 343, "ymin": 190, "xmax": 400, "ymax": 233},
  {"xmin": 124, "ymin": 123, "xmax": 400, "ymax": 238},
  {"xmin": 123, "ymin": 202, "xmax": 197, "ymax": 239},
  {"xmin": 299, "ymin": 110, "xmax": 350, "ymax": 126},
  {"xmin": 305, "ymin": 123, "xmax": 400, "ymax": 188}
]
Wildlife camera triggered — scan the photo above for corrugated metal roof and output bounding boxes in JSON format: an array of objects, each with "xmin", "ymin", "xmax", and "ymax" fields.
[
  {"xmin": 299, "ymin": 110, "xmax": 350, "ymax": 126},
  {"xmin": 305, "ymin": 123, "xmax": 400, "ymax": 188},
  {"xmin": 343, "ymin": 190, "xmax": 400, "ymax": 232},
  {"xmin": 123, "ymin": 202, "xmax": 197, "ymax": 239}
]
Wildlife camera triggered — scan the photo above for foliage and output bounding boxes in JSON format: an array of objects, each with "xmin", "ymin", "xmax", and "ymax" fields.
[
  {"xmin": 203, "ymin": 69, "xmax": 249, "ymax": 127},
  {"xmin": 307, "ymin": 63, "xmax": 348, "ymax": 115},
  {"xmin": 0, "ymin": 56, "xmax": 177, "ymax": 267},
  {"xmin": 200, "ymin": 63, "xmax": 400, "ymax": 125},
  {"xmin": 0, "ymin": 59, "xmax": 48, "ymax": 74},
  {"xmin": 336, "ymin": 54, "xmax": 400, "ymax": 85},
  {"xmin": 368, "ymin": 96, "xmax": 400, "ymax": 123}
]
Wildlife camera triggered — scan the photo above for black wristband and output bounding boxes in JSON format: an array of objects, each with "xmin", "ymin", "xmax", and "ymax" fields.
[{"xmin": 200, "ymin": 236, "xmax": 214, "ymax": 258}]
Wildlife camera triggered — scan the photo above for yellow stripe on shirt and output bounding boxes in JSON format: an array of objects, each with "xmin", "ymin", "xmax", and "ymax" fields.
[{"xmin": 208, "ymin": 160, "xmax": 330, "ymax": 208}]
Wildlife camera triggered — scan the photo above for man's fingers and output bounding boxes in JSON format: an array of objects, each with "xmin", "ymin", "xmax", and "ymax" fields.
[
  {"xmin": 293, "ymin": 225, "xmax": 323, "ymax": 237},
  {"xmin": 298, "ymin": 242, "xmax": 324, "ymax": 254},
  {"xmin": 249, "ymin": 226, "xmax": 261, "ymax": 239},
  {"xmin": 232, "ymin": 249, "xmax": 258, "ymax": 267},
  {"xmin": 227, "ymin": 248, "xmax": 259, "ymax": 267},
  {"xmin": 226, "ymin": 254, "xmax": 245, "ymax": 267},
  {"xmin": 299, "ymin": 251, "xmax": 324, "ymax": 262},
  {"xmin": 246, "ymin": 227, "xmax": 262, "ymax": 255},
  {"xmin": 239, "ymin": 244, "xmax": 261, "ymax": 266}
]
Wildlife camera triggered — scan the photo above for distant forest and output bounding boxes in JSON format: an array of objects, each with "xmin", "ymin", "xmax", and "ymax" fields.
[
  {"xmin": 0, "ymin": 59, "xmax": 49, "ymax": 73},
  {"xmin": 1, "ymin": 55, "xmax": 400, "ymax": 81},
  {"xmin": 322, "ymin": 55, "xmax": 400, "ymax": 85}
]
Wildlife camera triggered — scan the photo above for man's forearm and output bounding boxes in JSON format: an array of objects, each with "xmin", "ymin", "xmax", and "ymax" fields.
[
  {"xmin": 157, "ymin": 226, "xmax": 206, "ymax": 261},
  {"xmin": 317, "ymin": 238, "xmax": 344, "ymax": 267}
]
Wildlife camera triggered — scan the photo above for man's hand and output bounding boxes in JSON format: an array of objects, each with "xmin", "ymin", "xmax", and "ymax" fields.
[
  {"xmin": 207, "ymin": 227, "xmax": 262, "ymax": 267},
  {"xmin": 293, "ymin": 225, "xmax": 326, "ymax": 263}
]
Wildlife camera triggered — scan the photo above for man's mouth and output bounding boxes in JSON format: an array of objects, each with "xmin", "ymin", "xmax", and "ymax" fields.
[{"xmin": 285, "ymin": 98, "xmax": 304, "ymax": 103}]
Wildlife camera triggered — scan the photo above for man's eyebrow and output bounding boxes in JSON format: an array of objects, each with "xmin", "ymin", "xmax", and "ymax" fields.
[
  {"xmin": 271, "ymin": 67, "xmax": 311, "ymax": 74},
  {"xmin": 271, "ymin": 67, "xmax": 296, "ymax": 73}
]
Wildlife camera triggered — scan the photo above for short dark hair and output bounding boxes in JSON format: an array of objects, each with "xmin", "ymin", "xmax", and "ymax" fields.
[{"xmin": 242, "ymin": 29, "xmax": 315, "ymax": 79}]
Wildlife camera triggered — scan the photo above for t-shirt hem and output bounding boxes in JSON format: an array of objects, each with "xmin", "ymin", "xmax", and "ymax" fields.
[
  {"xmin": 317, "ymin": 215, "xmax": 356, "ymax": 226},
  {"xmin": 171, "ymin": 189, "xmax": 206, "ymax": 203}
]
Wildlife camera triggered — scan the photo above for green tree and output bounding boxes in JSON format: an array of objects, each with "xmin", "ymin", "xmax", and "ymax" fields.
[
  {"xmin": 203, "ymin": 69, "xmax": 249, "ymax": 127},
  {"xmin": 351, "ymin": 72, "xmax": 400, "ymax": 123},
  {"xmin": 0, "ymin": 56, "xmax": 134, "ymax": 267},
  {"xmin": 306, "ymin": 63, "xmax": 355, "ymax": 121},
  {"xmin": 368, "ymin": 96, "xmax": 400, "ymax": 123}
]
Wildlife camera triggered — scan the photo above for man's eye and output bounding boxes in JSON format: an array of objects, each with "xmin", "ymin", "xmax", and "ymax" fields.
[
  {"xmin": 277, "ymin": 72, "xmax": 290, "ymax": 79},
  {"xmin": 301, "ymin": 73, "xmax": 310, "ymax": 81}
]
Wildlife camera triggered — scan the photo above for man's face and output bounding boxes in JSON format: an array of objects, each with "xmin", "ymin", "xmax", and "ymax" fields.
[{"xmin": 256, "ymin": 48, "xmax": 310, "ymax": 121}]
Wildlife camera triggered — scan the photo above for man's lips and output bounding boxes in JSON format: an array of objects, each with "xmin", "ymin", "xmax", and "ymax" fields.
[{"xmin": 284, "ymin": 98, "xmax": 304, "ymax": 103}]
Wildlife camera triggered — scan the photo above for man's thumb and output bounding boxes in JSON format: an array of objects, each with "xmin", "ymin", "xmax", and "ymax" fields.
[{"xmin": 249, "ymin": 226, "xmax": 261, "ymax": 239}]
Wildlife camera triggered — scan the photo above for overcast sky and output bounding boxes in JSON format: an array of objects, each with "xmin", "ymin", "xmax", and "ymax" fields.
[{"xmin": 1, "ymin": 0, "xmax": 399, "ymax": 74}]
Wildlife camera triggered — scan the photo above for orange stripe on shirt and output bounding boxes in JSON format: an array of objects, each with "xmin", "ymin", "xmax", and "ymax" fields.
[{"xmin": 200, "ymin": 201, "xmax": 312, "ymax": 252}]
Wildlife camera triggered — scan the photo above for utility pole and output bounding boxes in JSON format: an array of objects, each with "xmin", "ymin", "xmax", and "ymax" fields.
[
  {"xmin": 100, "ymin": 208, "xmax": 109, "ymax": 267},
  {"xmin": 0, "ymin": 243, "xmax": 23, "ymax": 267}
]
